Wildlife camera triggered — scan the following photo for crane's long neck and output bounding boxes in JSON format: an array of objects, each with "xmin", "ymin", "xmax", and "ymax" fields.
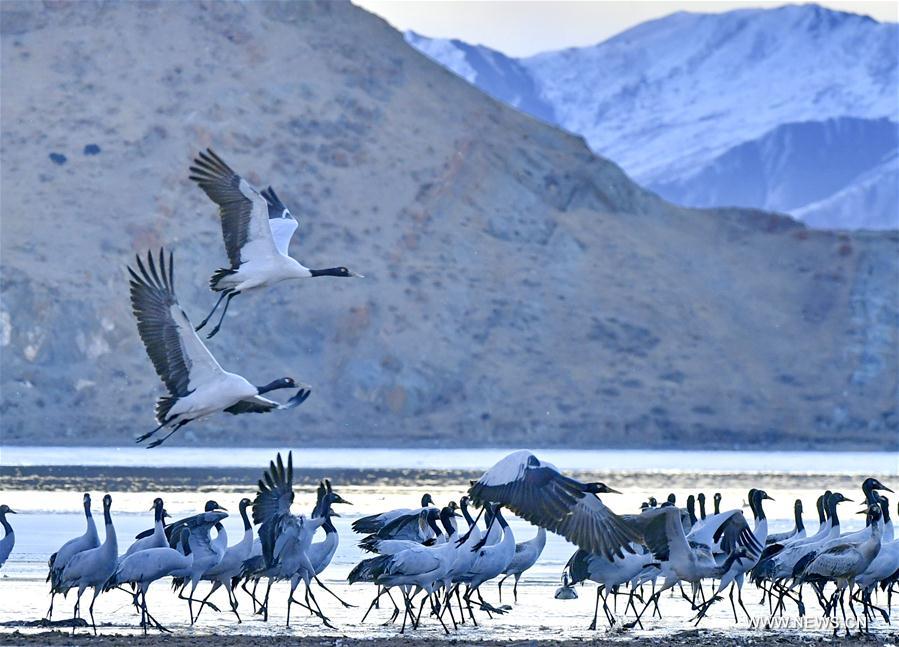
[
  {"xmin": 698, "ymin": 497, "xmax": 706, "ymax": 520},
  {"xmin": 794, "ymin": 503, "xmax": 804, "ymax": 533},
  {"xmin": 754, "ymin": 495, "xmax": 767, "ymax": 522},
  {"xmin": 0, "ymin": 512, "xmax": 11, "ymax": 537},
  {"xmin": 534, "ymin": 526, "xmax": 547, "ymax": 548},
  {"xmin": 323, "ymin": 513, "xmax": 337, "ymax": 535},
  {"xmin": 257, "ymin": 379, "xmax": 290, "ymax": 395},
  {"xmin": 827, "ymin": 499, "xmax": 841, "ymax": 531},
  {"xmin": 426, "ymin": 514, "xmax": 443, "ymax": 539},
  {"xmin": 816, "ymin": 496, "xmax": 826, "ymax": 526},
  {"xmin": 240, "ymin": 505, "xmax": 252, "ymax": 532},
  {"xmin": 497, "ymin": 510, "xmax": 514, "ymax": 551},
  {"xmin": 686, "ymin": 498, "xmax": 697, "ymax": 527},
  {"xmin": 461, "ymin": 501, "xmax": 475, "ymax": 529},
  {"xmin": 102, "ymin": 505, "xmax": 117, "ymax": 555},
  {"xmin": 85, "ymin": 502, "xmax": 98, "ymax": 540},
  {"xmin": 309, "ymin": 267, "xmax": 345, "ymax": 278},
  {"xmin": 862, "ymin": 480, "xmax": 876, "ymax": 505}
]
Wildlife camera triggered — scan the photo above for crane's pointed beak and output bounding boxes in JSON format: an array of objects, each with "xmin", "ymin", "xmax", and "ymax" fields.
[
  {"xmin": 606, "ymin": 487, "xmax": 622, "ymax": 495},
  {"xmin": 351, "ymin": 271, "xmax": 364, "ymax": 278}
]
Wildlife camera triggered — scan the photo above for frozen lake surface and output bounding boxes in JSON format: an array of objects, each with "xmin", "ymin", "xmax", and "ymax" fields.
[{"xmin": 0, "ymin": 448, "xmax": 894, "ymax": 639}]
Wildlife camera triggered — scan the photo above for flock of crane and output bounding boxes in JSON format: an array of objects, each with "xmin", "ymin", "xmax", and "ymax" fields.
[{"xmin": 0, "ymin": 450, "xmax": 895, "ymax": 637}]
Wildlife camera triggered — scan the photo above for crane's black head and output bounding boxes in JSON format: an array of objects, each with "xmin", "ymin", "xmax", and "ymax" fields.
[
  {"xmin": 83, "ymin": 493, "xmax": 91, "ymax": 504},
  {"xmin": 421, "ymin": 493, "xmax": 434, "ymax": 507},
  {"xmin": 325, "ymin": 490, "xmax": 352, "ymax": 506},
  {"xmin": 667, "ymin": 493, "xmax": 676, "ymax": 504},
  {"xmin": 795, "ymin": 499, "xmax": 803, "ymax": 512},
  {"xmin": 830, "ymin": 492, "xmax": 851, "ymax": 505},
  {"xmin": 239, "ymin": 498, "xmax": 252, "ymax": 511},
  {"xmin": 448, "ymin": 500, "xmax": 459, "ymax": 512},
  {"xmin": 585, "ymin": 482, "xmax": 621, "ymax": 495},
  {"xmin": 863, "ymin": 478, "xmax": 893, "ymax": 497},
  {"xmin": 103, "ymin": 494, "xmax": 112, "ymax": 509},
  {"xmin": 648, "ymin": 496, "xmax": 658, "ymax": 507},
  {"xmin": 258, "ymin": 377, "xmax": 296, "ymax": 394},
  {"xmin": 151, "ymin": 497, "xmax": 164, "ymax": 512},
  {"xmin": 460, "ymin": 495, "xmax": 469, "ymax": 507},
  {"xmin": 205, "ymin": 500, "xmax": 227, "ymax": 512},
  {"xmin": 697, "ymin": 493, "xmax": 705, "ymax": 503},
  {"xmin": 0, "ymin": 505, "xmax": 14, "ymax": 515},
  {"xmin": 714, "ymin": 492, "xmax": 721, "ymax": 502}
]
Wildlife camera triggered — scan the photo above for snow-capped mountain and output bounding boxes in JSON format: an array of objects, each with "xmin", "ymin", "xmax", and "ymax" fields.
[
  {"xmin": 404, "ymin": 31, "xmax": 556, "ymax": 124},
  {"xmin": 405, "ymin": 4, "xmax": 899, "ymax": 229}
]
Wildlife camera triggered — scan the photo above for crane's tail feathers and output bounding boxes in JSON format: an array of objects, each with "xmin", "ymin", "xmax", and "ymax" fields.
[
  {"xmin": 347, "ymin": 555, "xmax": 391, "ymax": 585},
  {"xmin": 209, "ymin": 268, "xmax": 237, "ymax": 292},
  {"xmin": 154, "ymin": 397, "xmax": 179, "ymax": 426},
  {"xmin": 351, "ymin": 515, "xmax": 385, "ymax": 535}
]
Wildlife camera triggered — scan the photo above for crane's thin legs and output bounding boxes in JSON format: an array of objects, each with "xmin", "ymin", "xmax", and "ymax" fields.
[
  {"xmin": 305, "ymin": 582, "xmax": 335, "ymax": 628},
  {"xmin": 88, "ymin": 588, "xmax": 100, "ymax": 635},
  {"xmin": 431, "ymin": 592, "xmax": 450, "ymax": 634},
  {"xmin": 589, "ymin": 586, "xmax": 601, "ymax": 630},
  {"xmin": 206, "ymin": 291, "xmax": 240, "ymax": 339},
  {"xmin": 72, "ymin": 590, "xmax": 83, "ymax": 635},
  {"xmin": 497, "ymin": 575, "xmax": 508, "ymax": 603},
  {"xmin": 225, "ymin": 580, "xmax": 242, "ymax": 622},
  {"xmin": 146, "ymin": 419, "xmax": 191, "ymax": 449},
  {"xmin": 193, "ymin": 581, "xmax": 221, "ymax": 623},
  {"xmin": 135, "ymin": 419, "xmax": 168, "ymax": 444},
  {"xmin": 315, "ymin": 576, "xmax": 356, "ymax": 608},
  {"xmin": 195, "ymin": 291, "xmax": 229, "ymax": 331}
]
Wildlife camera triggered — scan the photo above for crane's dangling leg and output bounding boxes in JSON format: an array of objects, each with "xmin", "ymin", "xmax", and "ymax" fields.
[
  {"xmin": 205, "ymin": 291, "xmax": 240, "ymax": 339},
  {"xmin": 195, "ymin": 290, "xmax": 229, "ymax": 331}
]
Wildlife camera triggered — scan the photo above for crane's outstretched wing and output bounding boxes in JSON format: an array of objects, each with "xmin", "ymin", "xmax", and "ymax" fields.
[
  {"xmin": 190, "ymin": 149, "xmax": 279, "ymax": 267},
  {"xmin": 128, "ymin": 249, "xmax": 225, "ymax": 405},
  {"xmin": 253, "ymin": 452, "xmax": 295, "ymax": 566},
  {"xmin": 261, "ymin": 186, "xmax": 299, "ymax": 257},
  {"xmin": 713, "ymin": 511, "xmax": 765, "ymax": 559},
  {"xmin": 468, "ymin": 451, "xmax": 639, "ymax": 560}
]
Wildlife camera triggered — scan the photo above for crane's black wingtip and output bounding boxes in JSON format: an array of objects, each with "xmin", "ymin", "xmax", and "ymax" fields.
[{"xmin": 283, "ymin": 387, "xmax": 312, "ymax": 410}]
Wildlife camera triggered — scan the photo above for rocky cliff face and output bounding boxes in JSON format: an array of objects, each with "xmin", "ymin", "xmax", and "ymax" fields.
[{"xmin": 1, "ymin": 1, "xmax": 896, "ymax": 449}]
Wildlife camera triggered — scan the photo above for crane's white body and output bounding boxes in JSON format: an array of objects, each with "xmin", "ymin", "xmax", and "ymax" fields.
[
  {"xmin": 125, "ymin": 512, "xmax": 168, "ymax": 557},
  {"xmin": 57, "ymin": 500, "xmax": 118, "ymax": 631}
]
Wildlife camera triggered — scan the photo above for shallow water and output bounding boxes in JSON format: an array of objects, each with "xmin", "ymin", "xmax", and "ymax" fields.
[
  {"xmin": 2, "ymin": 445, "xmax": 897, "ymax": 474},
  {"xmin": 0, "ymin": 452, "xmax": 894, "ymax": 639}
]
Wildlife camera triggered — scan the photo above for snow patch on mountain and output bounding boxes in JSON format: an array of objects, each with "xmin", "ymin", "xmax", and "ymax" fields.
[{"xmin": 404, "ymin": 5, "xmax": 899, "ymax": 229}]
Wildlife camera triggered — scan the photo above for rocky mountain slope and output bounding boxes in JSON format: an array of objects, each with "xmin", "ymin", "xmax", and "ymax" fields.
[
  {"xmin": 406, "ymin": 5, "xmax": 899, "ymax": 230},
  {"xmin": 1, "ymin": 0, "xmax": 897, "ymax": 449}
]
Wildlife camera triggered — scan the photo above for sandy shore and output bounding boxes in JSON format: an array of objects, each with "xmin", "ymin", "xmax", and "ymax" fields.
[{"xmin": 0, "ymin": 630, "xmax": 892, "ymax": 646}]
